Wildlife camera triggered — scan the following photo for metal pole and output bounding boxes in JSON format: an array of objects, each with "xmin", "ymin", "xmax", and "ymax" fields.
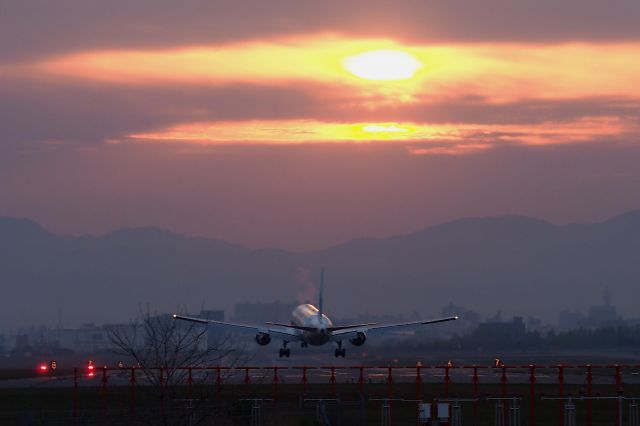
[
  {"xmin": 250, "ymin": 399, "xmax": 261, "ymax": 426},
  {"xmin": 501, "ymin": 366, "xmax": 508, "ymax": 422},
  {"xmin": 159, "ymin": 367, "xmax": 165, "ymax": 418},
  {"xmin": 73, "ymin": 367, "xmax": 78, "ymax": 423},
  {"xmin": 501, "ymin": 366, "xmax": 508, "ymax": 398},
  {"xmin": 529, "ymin": 366, "xmax": 536, "ymax": 426},
  {"xmin": 618, "ymin": 393, "xmax": 624, "ymax": 426},
  {"xmin": 216, "ymin": 366, "xmax": 222, "ymax": 400},
  {"xmin": 301, "ymin": 366, "xmax": 308, "ymax": 396},
  {"xmin": 473, "ymin": 366, "xmax": 479, "ymax": 426},
  {"xmin": 558, "ymin": 366, "xmax": 565, "ymax": 426},
  {"xmin": 444, "ymin": 365, "xmax": 451, "ymax": 398},
  {"xmin": 586, "ymin": 365, "xmax": 593, "ymax": 426},
  {"xmin": 387, "ymin": 367, "xmax": 394, "ymax": 399},
  {"xmin": 244, "ymin": 367, "xmax": 251, "ymax": 396},
  {"xmin": 563, "ymin": 398, "xmax": 575, "ymax": 426},
  {"xmin": 330, "ymin": 366, "xmax": 336, "ymax": 397},
  {"xmin": 452, "ymin": 399, "xmax": 462, "ymax": 426},
  {"xmin": 615, "ymin": 365, "xmax": 623, "ymax": 426},
  {"xmin": 509, "ymin": 397, "xmax": 521, "ymax": 426},
  {"xmin": 416, "ymin": 365, "xmax": 422, "ymax": 402},
  {"xmin": 272, "ymin": 367, "xmax": 280, "ymax": 403},
  {"xmin": 101, "ymin": 366, "xmax": 108, "ymax": 417},
  {"xmin": 494, "ymin": 400, "xmax": 504, "ymax": 426},
  {"xmin": 630, "ymin": 398, "xmax": 639, "ymax": 426},
  {"xmin": 381, "ymin": 398, "xmax": 391, "ymax": 426},
  {"xmin": 130, "ymin": 367, "xmax": 136, "ymax": 418}
]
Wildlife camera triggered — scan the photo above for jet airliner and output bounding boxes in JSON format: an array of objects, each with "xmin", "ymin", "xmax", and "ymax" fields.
[{"xmin": 173, "ymin": 268, "xmax": 458, "ymax": 357}]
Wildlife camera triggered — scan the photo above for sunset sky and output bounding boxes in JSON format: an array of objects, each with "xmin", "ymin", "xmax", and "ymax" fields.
[{"xmin": 2, "ymin": 0, "xmax": 640, "ymax": 250}]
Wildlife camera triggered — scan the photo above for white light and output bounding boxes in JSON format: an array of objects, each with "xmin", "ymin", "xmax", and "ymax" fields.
[{"xmin": 343, "ymin": 50, "xmax": 423, "ymax": 81}]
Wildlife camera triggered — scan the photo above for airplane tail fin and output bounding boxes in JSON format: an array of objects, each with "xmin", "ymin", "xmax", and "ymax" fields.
[{"xmin": 318, "ymin": 267, "xmax": 324, "ymax": 317}]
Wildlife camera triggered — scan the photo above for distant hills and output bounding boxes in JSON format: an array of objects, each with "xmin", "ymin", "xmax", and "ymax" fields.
[{"xmin": 2, "ymin": 212, "xmax": 640, "ymax": 329}]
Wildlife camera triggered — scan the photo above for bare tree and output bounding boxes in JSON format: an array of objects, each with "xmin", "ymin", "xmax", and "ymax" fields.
[{"xmin": 107, "ymin": 308, "xmax": 247, "ymax": 425}]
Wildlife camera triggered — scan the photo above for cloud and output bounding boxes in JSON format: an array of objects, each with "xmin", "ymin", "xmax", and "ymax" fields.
[
  {"xmin": 2, "ymin": 68, "xmax": 639, "ymax": 155},
  {"xmin": 0, "ymin": 77, "xmax": 319, "ymax": 143},
  {"xmin": 24, "ymin": 39, "xmax": 640, "ymax": 103},
  {"xmin": 2, "ymin": 33, "xmax": 639, "ymax": 154},
  {"xmin": 3, "ymin": 0, "xmax": 640, "ymax": 63}
]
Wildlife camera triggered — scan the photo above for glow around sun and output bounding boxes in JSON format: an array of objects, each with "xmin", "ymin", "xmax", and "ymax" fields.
[{"xmin": 343, "ymin": 50, "xmax": 423, "ymax": 81}]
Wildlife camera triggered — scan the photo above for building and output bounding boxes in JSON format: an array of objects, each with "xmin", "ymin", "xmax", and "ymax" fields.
[
  {"xmin": 45, "ymin": 323, "xmax": 112, "ymax": 353},
  {"xmin": 10, "ymin": 334, "xmax": 34, "ymax": 358},
  {"xmin": 232, "ymin": 301, "xmax": 297, "ymax": 323},
  {"xmin": 473, "ymin": 316, "xmax": 526, "ymax": 346}
]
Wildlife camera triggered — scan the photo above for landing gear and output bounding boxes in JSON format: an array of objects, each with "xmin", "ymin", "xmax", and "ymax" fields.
[
  {"xmin": 334, "ymin": 341, "xmax": 346, "ymax": 358},
  {"xmin": 301, "ymin": 341, "xmax": 308, "ymax": 348},
  {"xmin": 279, "ymin": 341, "xmax": 291, "ymax": 358},
  {"xmin": 279, "ymin": 348, "xmax": 290, "ymax": 357}
]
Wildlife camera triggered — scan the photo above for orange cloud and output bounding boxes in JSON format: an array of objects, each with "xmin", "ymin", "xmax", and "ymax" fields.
[
  {"xmin": 12, "ymin": 34, "xmax": 639, "ymax": 154},
  {"xmin": 126, "ymin": 115, "xmax": 635, "ymax": 154},
  {"xmin": 28, "ymin": 35, "xmax": 640, "ymax": 105}
]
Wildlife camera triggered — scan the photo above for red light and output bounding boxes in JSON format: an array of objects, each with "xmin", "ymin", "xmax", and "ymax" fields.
[
  {"xmin": 88, "ymin": 365, "xmax": 94, "ymax": 370},
  {"xmin": 38, "ymin": 363, "xmax": 49, "ymax": 373}
]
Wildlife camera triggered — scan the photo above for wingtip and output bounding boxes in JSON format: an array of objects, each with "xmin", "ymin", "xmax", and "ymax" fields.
[
  {"xmin": 454, "ymin": 315, "xmax": 459, "ymax": 320},
  {"xmin": 172, "ymin": 314, "xmax": 178, "ymax": 319}
]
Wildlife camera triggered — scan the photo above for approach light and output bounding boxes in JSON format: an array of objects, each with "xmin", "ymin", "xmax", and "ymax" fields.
[{"xmin": 38, "ymin": 363, "xmax": 49, "ymax": 373}]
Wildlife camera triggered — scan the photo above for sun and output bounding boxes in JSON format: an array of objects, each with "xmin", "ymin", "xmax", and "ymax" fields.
[{"xmin": 343, "ymin": 50, "xmax": 423, "ymax": 81}]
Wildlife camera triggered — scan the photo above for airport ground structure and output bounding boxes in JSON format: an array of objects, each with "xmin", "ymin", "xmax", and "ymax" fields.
[{"xmin": 2, "ymin": 363, "xmax": 640, "ymax": 425}]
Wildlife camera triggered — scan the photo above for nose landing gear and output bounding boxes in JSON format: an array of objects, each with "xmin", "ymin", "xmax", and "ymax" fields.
[{"xmin": 334, "ymin": 341, "xmax": 346, "ymax": 358}]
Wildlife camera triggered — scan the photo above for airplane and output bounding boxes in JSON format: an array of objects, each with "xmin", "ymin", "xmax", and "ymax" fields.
[{"xmin": 172, "ymin": 268, "xmax": 458, "ymax": 358}]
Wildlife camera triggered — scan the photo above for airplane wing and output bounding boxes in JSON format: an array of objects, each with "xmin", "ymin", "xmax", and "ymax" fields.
[
  {"xmin": 327, "ymin": 323, "xmax": 378, "ymax": 332},
  {"xmin": 330, "ymin": 315, "xmax": 459, "ymax": 340},
  {"xmin": 172, "ymin": 314, "xmax": 300, "ymax": 339}
]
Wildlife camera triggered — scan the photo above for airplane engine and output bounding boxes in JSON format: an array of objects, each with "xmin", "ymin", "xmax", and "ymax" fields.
[
  {"xmin": 349, "ymin": 332, "xmax": 367, "ymax": 346},
  {"xmin": 255, "ymin": 332, "xmax": 272, "ymax": 346}
]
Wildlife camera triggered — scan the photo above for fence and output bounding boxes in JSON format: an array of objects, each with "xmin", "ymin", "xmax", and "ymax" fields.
[{"xmin": 5, "ymin": 363, "xmax": 640, "ymax": 425}]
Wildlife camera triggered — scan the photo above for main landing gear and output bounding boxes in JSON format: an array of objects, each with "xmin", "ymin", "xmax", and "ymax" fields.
[
  {"xmin": 279, "ymin": 341, "xmax": 291, "ymax": 358},
  {"xmin": 334, "ymin": 341, "xmax": 346, "ymax": 358}
]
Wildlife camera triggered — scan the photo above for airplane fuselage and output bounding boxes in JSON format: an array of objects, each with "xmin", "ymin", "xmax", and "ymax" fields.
[{"xmin": 291, "ymin": 304, "xmax": 333, "ymax": 346}]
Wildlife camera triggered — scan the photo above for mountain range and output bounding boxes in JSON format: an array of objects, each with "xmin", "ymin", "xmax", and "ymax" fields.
[{"xmin": 2, "ymin": 211, "xmax": 640, "ymax": 330}]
